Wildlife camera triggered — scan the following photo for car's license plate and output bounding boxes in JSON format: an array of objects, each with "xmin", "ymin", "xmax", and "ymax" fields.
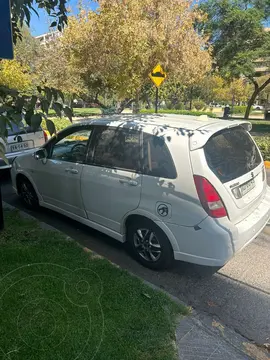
[
  {"xmin": 240, "ymin": 179, "xmax": 255, "ymax": 196},
  {"xmin": 10, "ymin": 141, "xmax": 32, "ymax": 152}
]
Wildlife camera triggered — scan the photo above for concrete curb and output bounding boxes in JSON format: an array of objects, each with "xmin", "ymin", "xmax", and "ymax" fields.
[
  {"xmin": 265, "ymin": 161, "xmax": 270, "ymax": 169},
  {"xmin": 3, "ymin": 202, "xmax": 269, "ymax": 359}
]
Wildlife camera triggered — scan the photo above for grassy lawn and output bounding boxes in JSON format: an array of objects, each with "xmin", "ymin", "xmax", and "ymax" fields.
[
  {"xmin": 48, "ymin": 107, "xmax": 102, "ymax": 117},
  {"xmin": 73, "ymin": 108, "xmax": 102, "ymax": 116},
  {"xmin": 0, "ymin": 210, "xmax": 188, "ymax": 360}
]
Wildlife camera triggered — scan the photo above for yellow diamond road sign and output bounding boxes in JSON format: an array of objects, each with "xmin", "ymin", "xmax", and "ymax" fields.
[{"xmin": 149, "ymin": 64, "xmax": 167, "ymax": 87}]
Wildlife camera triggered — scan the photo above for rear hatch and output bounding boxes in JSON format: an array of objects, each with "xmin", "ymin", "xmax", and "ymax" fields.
[
  {"xmin": 6, "ymin": 122, "xmax": 45, "ymax": 155},
  {"xmin": 190, "ymin": 121, "xmax": 267, "ymax": 224}
]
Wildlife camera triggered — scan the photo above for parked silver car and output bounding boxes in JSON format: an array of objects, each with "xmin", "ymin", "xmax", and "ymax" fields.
[
  {"xmin": 11, "ymin": 115, "xmax": 270, "ymax": 270},
  {"xmin": 0, "ymin": 121, "xmax": 47, "ymax": 170}
]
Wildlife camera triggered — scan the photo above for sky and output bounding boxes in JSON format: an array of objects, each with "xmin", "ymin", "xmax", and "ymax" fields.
[{"xmin": 30, "ymin": 0, "xmax": 98, "ymax": 36}]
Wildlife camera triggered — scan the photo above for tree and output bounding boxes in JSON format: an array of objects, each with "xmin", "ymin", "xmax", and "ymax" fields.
[
  {"xmin": 0, "ymin": 0, "xmax": 71, "ymax": 159},
  {"xmin": 0, "ymin": 60, "xmax": 32, "ymax": 92},
  {"xmin": 34, "ymin": 40, "xmax": 85, "ymax": 102},
  {"xmin": 60, "ymin": 0, "xmax": 211, "ymax": 112},
  {"xmin": 14, "ymin": 26, "xmax": 41, "ymax": 71},
  {"xmin": 199, "ymin": 0, "xmax": 270, "ymax": 118}
]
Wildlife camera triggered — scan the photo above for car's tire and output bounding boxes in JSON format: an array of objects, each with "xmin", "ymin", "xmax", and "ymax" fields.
[
  {"xmin": 126, "ymin": 218, "xmax": 174, "ymax": 270},
  {"xmin": 18, "ymin": 177, "xmax": 39, "ymax": 210}
]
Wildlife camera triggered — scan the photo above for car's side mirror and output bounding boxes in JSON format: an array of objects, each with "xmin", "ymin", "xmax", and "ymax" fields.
[{"xmin": 34, "ymin": 148, "xmax": 47, "ymax": 160}]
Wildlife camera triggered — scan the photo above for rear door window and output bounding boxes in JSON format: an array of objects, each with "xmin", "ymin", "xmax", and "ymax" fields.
[
  {"xmin": 143, "ymin": 134, "xmax": 177, "ymax": 179},
  {"xmin": 204, "ymin": 126, "xmax": 261, "ymax": 183}
]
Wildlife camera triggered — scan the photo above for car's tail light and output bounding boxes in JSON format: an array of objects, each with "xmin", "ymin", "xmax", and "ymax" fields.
[
  {"xmin": 43, "ymin": 130, "xmax": 48, "ymax": 142},
  {"xmin": 193, "ymin": 175, "xmax": 227, "ymax": 218}
]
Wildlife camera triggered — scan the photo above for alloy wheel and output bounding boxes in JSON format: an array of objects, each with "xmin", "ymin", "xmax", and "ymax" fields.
[
  {"xmin": 21, "ymin": 182, "xmax": 35, "ymax": 207},
  {"xmin": 133, "ymin": 228, "xmax": 161, "ymax": 262}
]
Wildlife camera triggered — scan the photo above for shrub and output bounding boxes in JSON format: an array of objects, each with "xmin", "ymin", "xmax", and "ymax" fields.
[
  {"xmin": 174, "ymin": 102, "xmax": 185, "ymax": 110},
  {"xmin": 254, "ymin": 136, "xmax": 270, "ymax": 161},
  {"xmin": 165, "ymin": 101, "xmax": 173, "ymax": 110},
  {"xmin": 193, "ymin": 100, "xmax": 206, "ymax": 111},
  {"xmin": 231, "ymin": 106, "xmax": 247, "ymax": 114}
]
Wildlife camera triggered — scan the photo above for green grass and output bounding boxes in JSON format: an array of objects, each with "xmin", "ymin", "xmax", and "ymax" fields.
[
  {"xmin": 48, "ymin": 107, "xmax": 102, "ymax": 117},
  {"xmin": 42, "ymin": 117, "xmax": 72, "ymax": 132},
  {"xmin": 0, "ymin": 210, "xmax": 188, "ymax": 360},
  {"xmin": 73, "ymin": 107, "xmax": 102, "ymax": 116},
  {"xmin": 140, "ymin": 108, "xmax": 216, "ymax": 118}
]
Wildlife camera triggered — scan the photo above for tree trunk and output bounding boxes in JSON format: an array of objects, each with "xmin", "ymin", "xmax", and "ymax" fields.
[
  {"xmin": 69, "ymin": 93, "xmax": 74, "ymax": 110},
  {"xmin": 189, "ymin": 86, "xmax": 193, "ymax": 110},
  {"xmin": 245, "ymin": 79, "xmax": 259, "ymax": 119},
  {"xmin": 245, "ymin": 76, "xmax": 270, "ymax": 119},
  {"xmin": 245, "ymin": 90, "xmax": 259, "ymax": 119},
  {"xmin": 133, "ymin": 90, "xmax": 140, "ymax": 114},
  {"xmin": 231, "ymin": 94, "xmax": 235, "ymax": 116},
  {"xmin": 116, "ymin": 98, "xmax": 135, "ymax": 114}
]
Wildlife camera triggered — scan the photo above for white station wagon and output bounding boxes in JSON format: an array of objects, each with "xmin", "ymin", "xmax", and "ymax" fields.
[{"xmin": 11, "ymin": 115, "xmax": 270, "ymax": 270}]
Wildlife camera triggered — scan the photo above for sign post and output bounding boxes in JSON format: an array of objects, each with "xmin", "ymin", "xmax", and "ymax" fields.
[
  {"xmin": 0, "ymin": 0, "xmax": 14, "ymax": 230},
  {"xmin": 149, "ymin": 64, "xmax": 167, "ymax": 114},
  {"xmin": 155, "ymin": 87, "xmax": 158, "ymax": 114}
]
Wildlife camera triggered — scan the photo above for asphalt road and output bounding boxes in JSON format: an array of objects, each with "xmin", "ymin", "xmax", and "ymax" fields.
[{"xmin": 1, "ymin": 171, "xmax": 270, "ymax": 345}]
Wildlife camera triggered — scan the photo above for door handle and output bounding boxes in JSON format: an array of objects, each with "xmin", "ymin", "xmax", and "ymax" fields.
[
  {"xmin": 119, "ymin": 179, "xmax": 138, "ymax": 186},
  {"xmin": 65, "ymin": 167, "xmax": 79, "ymax": 174}
]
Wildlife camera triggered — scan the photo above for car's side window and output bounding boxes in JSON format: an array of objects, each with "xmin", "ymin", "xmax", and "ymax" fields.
[
  {"xmin": 143, "ymin": 133, "xmax": 177, "ymax": 179},
  {"xmin": 50, "ymin": 128, "xmax": 92, "ymax": 163},
  {"xmin": 89, "ymin": 127, "xmax": 141, "ymax": 172}
]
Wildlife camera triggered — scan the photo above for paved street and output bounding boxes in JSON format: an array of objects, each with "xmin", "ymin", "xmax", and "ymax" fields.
[{"xmin": 1, "ymin": 171, "xmax": 270, "ymax": 346}]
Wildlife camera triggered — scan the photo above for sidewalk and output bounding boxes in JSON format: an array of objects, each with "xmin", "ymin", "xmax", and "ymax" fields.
[{"xmin": 176, "ymin": 311, "xmax": 269, "ymax": 360}]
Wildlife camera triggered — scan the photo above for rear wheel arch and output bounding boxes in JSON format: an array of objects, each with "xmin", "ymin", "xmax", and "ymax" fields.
[
  {"xmin": 124, "ymin": 213, "xmax": 179, "ymax": 250},
  {"xmin": 125, "ymin": 214, "xmax": 158, "ymax": 236},
  {"xmin": 125, "ymin": 215, "xmax": 174, "ymax": 270}
]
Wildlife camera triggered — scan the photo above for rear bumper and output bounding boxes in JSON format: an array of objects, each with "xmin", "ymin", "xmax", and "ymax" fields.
[
  {"xmin": 169, "ymin": 187, "xmax": 270, "ymax": 267},
  {"xmin": 232, "ymin": 185, "xmax": 270, "ymax": 252}
]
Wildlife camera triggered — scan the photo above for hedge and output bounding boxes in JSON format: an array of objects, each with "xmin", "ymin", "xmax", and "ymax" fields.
[
  {"xmin": 140, "ymin": 108, "xmax": 216, "ymax": 118},
  {"xmin": 231, "ymin": 106, "xmax": 264, "ymax": 115},
  {"xmin": 254, "ymin": 136, "xmax": 270, "ymax": 161}
]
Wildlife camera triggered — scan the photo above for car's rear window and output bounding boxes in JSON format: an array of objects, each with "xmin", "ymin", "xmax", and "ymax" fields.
[
  {"xmin": 204, "ymin": 126, "xmax": 261, "ymax": 183},
  {"xmin": 7, "ymin": 121, "xmax": 42, "ymax": 136}
]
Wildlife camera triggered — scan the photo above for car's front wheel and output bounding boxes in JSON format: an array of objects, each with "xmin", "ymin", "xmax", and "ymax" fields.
[
  {"xmin": 18, "ymin": 177, "xmax": 39, "ymax": 210},
  {"xmin": 127, "ymin": 218, "xmax": 174, "ymax": 270}
]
